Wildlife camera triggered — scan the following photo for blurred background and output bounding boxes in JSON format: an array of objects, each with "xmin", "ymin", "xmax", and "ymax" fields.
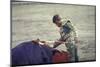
[{"xmin": 11, "ymin": 1, "xmax": 96, "ymax": 62}]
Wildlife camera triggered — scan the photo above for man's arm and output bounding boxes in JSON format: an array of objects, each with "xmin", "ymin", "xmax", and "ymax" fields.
[
  {"xmin": 53, "ymin": 32, "xmax": 70, "ymax": 48},
  {"xmin": 53, "ymin": 22, "xmax": 71, "ymax": 48},
  {"xmin": 53, "ymin": 38, "xmax": 65, "ymax": 48}
]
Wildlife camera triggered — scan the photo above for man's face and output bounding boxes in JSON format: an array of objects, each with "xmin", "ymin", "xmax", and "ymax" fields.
[{"xmin": 55, "ymin": 16, "xmax": 62, "ymax": 27}]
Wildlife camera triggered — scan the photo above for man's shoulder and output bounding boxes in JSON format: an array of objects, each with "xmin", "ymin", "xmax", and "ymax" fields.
[
  {"xmin": 62, "ymin": 20, "xmax": 71, "ymax": 26},
  {"xmin": 60, "ymin": 20, "xmax": 72, "ymax": 33}
]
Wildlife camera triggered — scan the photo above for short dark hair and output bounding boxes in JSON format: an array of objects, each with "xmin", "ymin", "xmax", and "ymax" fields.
[{"xmin": 52, "ymin": 14, "xmax": 60, "ymax": 23}]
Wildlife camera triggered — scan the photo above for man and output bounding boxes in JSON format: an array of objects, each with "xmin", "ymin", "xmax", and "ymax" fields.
[{"xmin": 52, "ymin": 14, "xmax": 79, "ymax": 62}]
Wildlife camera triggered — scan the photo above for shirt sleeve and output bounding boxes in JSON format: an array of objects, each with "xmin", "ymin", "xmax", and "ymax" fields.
[{"xmin": 60, "ymin": 25, "xmax": 70, "ymax": 41}]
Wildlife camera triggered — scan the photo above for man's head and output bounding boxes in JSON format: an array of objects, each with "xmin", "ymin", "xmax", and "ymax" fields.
[{"xmin": 52, "ymin": 14, "xmax": 62, "ymax": 27}]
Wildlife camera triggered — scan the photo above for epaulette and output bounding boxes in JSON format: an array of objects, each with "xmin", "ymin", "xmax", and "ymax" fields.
[{"xmin": 67, "ymin": 20, "xmax": 71, "ymax": 23}]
